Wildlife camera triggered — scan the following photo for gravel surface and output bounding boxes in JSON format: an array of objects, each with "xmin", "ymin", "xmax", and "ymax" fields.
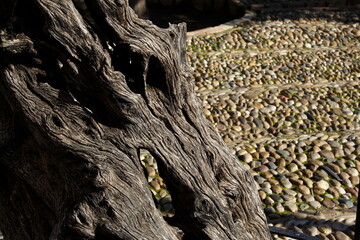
[{"xmin": 141, "ymin": 9, "xmax": 360, "ymax": 240}]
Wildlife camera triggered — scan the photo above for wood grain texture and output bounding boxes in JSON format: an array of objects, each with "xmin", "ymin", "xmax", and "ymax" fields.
[{"xmin": 0, "ymin": 0, "xmax": 271, "ymax": 239}]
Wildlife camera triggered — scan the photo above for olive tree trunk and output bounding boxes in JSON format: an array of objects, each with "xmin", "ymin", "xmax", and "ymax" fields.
[{"xmin": 0, "ymin": 0, "xmax": 271, "ymax": 239}]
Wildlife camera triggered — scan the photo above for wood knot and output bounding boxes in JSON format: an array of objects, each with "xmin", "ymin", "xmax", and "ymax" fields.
[{"xmin": 194, "ymin": 197, "xmax": 213, "ymax": 218}]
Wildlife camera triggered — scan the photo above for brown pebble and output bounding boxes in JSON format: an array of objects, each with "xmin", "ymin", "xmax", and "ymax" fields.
[{"xmin": 322, "ymin": 198, "xmax": 336, "ymax": 208}]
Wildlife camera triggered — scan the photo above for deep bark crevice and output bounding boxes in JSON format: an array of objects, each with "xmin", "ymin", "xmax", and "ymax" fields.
[
  {"xmin": 94, "ymin": 225, "xmax": 124, "ymax": 240},
  {"xmin": 111, "ymin": 43, "xmax": 146, "ymax": 97},
  {"xmin": 146, "ymin": 55, "xmax": 169, "ymax": 97}
]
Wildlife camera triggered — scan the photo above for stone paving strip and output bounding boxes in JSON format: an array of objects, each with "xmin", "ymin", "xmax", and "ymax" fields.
[
  {"xmin": 269, "ymin": 210, "xmax": 356, "ymax": 240},
  {"xmin": 189, "ymin": 48, "xmax": 359, "ymax": 88},
  {"xmin": 201, "ymin": 83, "xmax": 360, "ymax": 143}
]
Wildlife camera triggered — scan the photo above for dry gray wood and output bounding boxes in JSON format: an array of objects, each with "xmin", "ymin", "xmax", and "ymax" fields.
[{"xmin": 0, "ymin": 0, "xmax": 271, "ymax": 239}]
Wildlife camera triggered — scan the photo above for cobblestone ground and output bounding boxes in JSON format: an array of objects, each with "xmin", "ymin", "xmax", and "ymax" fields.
[
  {"xmin": 141, "ymin": 9, "xmax": 360, "ymax": 240},
  {"xmin": 187, "ymin": 9, "xmax": 360, "ymax": 240}
]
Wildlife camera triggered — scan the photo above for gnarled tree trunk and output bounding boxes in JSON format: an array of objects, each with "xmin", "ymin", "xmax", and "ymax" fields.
[{"xmin": 0, "ymin": 0, "xmax": 271, "ymax": 239}]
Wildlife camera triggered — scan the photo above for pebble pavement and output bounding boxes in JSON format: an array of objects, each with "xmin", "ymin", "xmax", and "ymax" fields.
[{"xmin": 141, "ymin": 9, "xmax": 360, "ymax": 240}]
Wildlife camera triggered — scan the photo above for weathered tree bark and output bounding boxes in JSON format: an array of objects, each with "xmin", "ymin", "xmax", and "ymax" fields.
[{"xmin": 0, "ymin": 0, "xmax": 271, "ymax": 239}]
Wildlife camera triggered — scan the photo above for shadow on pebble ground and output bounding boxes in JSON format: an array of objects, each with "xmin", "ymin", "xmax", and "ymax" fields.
[
  {"xmin": 147, "ymin": 3, "xmax": 245, "ymax": 31},
  {"xmin": 255, "ymin": 9, "xmax": 360, "ymax": 24},
  {"xmin": 147, "ymin": 1, "xmax": 359, "ymax": 32}
]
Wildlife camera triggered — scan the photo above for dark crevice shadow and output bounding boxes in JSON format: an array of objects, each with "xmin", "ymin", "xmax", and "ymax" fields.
[
  {"xmin": 93, "ymin": 224, "xmax": 124, "ymax": 240},
  {"xmin": 142, "ymin": 149, "xmax": 212, "ymax": 240},
  {"xmin": 111, "ymin": 43, "xmax": 146, "ymax": 98},
  {"xmin": 138, "ymin": 149, "xmax": 192, "ymax": 238},
  {"xmin": 146, "ymin": 55, "xmax": 169, "ymax": 98},
  {"xmin": 138, "ymin": 149, "xmax": 211, "ymax": 239}
]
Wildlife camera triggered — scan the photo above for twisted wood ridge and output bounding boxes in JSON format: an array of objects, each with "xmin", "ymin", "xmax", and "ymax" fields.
[{"xmin": 0, "ymin": 0, "xmax": 270, "ymax": 239}]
